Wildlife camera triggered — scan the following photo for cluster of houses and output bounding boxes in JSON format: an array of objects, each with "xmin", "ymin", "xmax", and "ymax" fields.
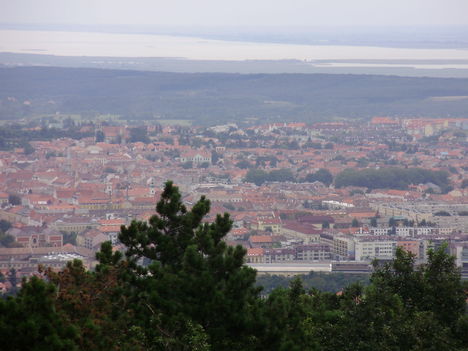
[{"xmin": 0, "ymin": 116, "xmax": 467, "ymax": 288}]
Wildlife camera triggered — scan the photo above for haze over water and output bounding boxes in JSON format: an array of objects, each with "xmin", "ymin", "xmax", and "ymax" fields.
[{"xmin": 2, "ymin": 29, "xmax": 468, "ymax": 67}]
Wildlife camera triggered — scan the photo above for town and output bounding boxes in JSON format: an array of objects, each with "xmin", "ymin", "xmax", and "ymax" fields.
[{"xmin": 0, "ymin": 115, "xmax": 467, "ymax": 292}]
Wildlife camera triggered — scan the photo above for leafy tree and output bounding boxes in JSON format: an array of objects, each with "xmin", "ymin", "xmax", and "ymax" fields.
[
  {"xmin": 351, "ymin": 218, "xmax": 360, "ymax": 227},
  {"xmin": 0, "ymin": 232, "xmax": 17, "ymax": 248},
  {"xmin": 371, "ymin": 246, "xmax": 466, "ymax": 329},
  {"xmin": 370, "ymin": 217, "xmax": 378, "ymax": 227},
  {"xmin": 310, "ymin": 247, "xmax": 467, "ymax": 351},
  {"xmin": 245, "ymin": 168, "xmax": 295, "ymax": 186},
  {"xmin": 334, "ymin": 167, "xmax": 450, "ymax": 190},
  {"xmin": 129, "ymin": 126, "xmax": 150, "ymax": 143},
  {"xmin": 0, "ymin": 220, "xmax": 11, "ymax": 233},
  {"xmin": 8, "ymin": 194, "xmax": 21, "ymax": 205},
  {"xmin": 103, "ymin": 167, "xmax": 116, "ymax": 173},
  {"xmin": 23, "ymin": 141, "xmax": 35, "ymax": 155},
  {"xmin": 235, "ymin": 160, "xmax": 252, "ymax": 169},
  {"xmin": 62, "ymin": 232, "xmax": 77, "ymax": 245},
  {"xmin": 305, "ymin": 169, "xmax": 333, "ymax": 186},
  {"xmin": 211, "ymin": 150, "xmax": 220, "ymax": 164},
  {"xmin": 95, "ymin": 130, "xmax": 105, "ymax": 142},
  {"xmin": 223, "ymin": 202, "xmax": 235, "ymax": 211},
  {"xmin": 182, "ymin": 161, "xmax": 193, "ymax": 169}
]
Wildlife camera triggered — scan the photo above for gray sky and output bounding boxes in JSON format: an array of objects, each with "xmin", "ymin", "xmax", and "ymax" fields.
[{"xmin": 1, "ymin": 0, "xmax": 468, "ymax": 27}]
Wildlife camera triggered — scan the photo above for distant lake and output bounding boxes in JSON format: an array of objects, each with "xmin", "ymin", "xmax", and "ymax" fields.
[{"xmin": 2, "ymin": 29, "xmax": 468, "ymax": 65}]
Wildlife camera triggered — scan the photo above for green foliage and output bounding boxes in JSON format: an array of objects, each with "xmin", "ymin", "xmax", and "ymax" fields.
[
  {"xmin": 304, "ymin": 168, "xmax": 333, "ymax": 186},
  {"xmin": 0, "ymin": 219, "xmax": 11, "ymax": 232},
  {"xmin": 223, "ymin": 202, "xmax": 235, "ymax": 211},
  {"xmin": 182, "ymin": 161, "xmax": 193, "ymax": 169},
  {"xmin": 128, "ymin": 126, "xmax": 150, "ymax": 143},
  {"xmin": 434, "ymin": 210, "xmax": 451, "ymax": 216},
  {"xmin": 0, "ymin": 276, "xmax": 79, "ymax": 351},
  {"xmin": 335, "ymin": 167, "xmax": 450, "ymax": 191},
  {"xmin": 2, "ymin": 183, "xmax": 467, "ymax": 351},
  {"xmin": 22, "ymin": 141, "xmax": 35, "ymax": 155},
  {"xmin": 245, "ymin": 168, "xmax": 295, "ymax": 185},
  {"xmin": 95, "ymin": 130, "xmax": 104, "ymax": 142},
  {"xmin": 385, "ymin": 247, "xmax": 461, "ymax": 308},
  {"xmin": 211, "ymin": 151, "xmax": 220, "ymax": 164},
  {"xmin": 0, "ymin": 220, "xmax": 14, "ymax": 248},
  {"xmin": 8, "ymin": 194, "xmax": 21, "ymax": 205},
  {"xmin": 235, "ymin": 160, "xmax": 252, "ymax": 169},
  {"xmin": 41, "ymin": 258, "xmax": 140, "ymax": 351},
  {"xmin": 0, "ymin": 124, "xmax": 93, "ymax": 151},
  {"xmin": 6, "ymin": 67, "xmax": 468, "ymax": 124},
  {"xmin": 0, "ymin": 232, "xmax": 17, "ymax": 248},
  {"xmin": 257, "ymin": 272, "xmax": 370, "ymax": 295},
  {"xmin": 62, "ymin": 232, "xmax": 77, "ymax": 245},
  {"xmin": 116, "ymin": 181, "xmax": 260, "ymax": 350}
]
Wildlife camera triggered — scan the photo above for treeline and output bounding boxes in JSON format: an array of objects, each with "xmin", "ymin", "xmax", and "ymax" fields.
[
  {"xmin": 0, "ymin": 182, "xmax": 466, "ymax": 351},
  {"xmin": 257, "ymin": 271, "xmax": 369, "ymax": 294},
  {"xmin": 244, "ymin": 168, "xmax": 295, "ymax": 185},
  {"xmin": 244, "ymin": 166, "xmax": 450, "ymax": 191},
  {"xmin": 0, "ymin": 125, "xmax": 93, "ymax": 151},
  {"xmin": 3, "ymin": 67, "xmax": 468, "ymax": 124},
  {"xmin": 334, "ymin": 167, "xmax": 450, "ymax": 190},
  {"xmin": 244, "ymin": 168, "xmax": 333, "ymax": 186}
]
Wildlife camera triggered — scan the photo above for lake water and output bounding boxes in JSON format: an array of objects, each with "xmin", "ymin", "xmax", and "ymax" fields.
[{"xmin": 2, "ymin": 29, "xmax": 468, "ymax": 65}]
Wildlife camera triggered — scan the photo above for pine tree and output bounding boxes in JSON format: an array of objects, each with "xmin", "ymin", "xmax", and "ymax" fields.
[
  {"xmin": 115, "ymin": 181, "xmax": 261, "ymax": 350},
  {"xmin": 0, "ymin": 276, "xmax": 79, "ymax": 351}
]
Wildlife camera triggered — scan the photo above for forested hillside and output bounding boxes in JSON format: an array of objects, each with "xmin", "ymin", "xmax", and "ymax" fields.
[
  {"xmin": 1, "ymin": 182, "xmax": 467, "ymax": 351},
  {"xmin": 2, "ymin": 67, "xmax": 468, "ymax": 124}
]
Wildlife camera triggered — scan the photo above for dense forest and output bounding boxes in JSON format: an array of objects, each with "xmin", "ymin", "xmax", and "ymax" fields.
[
  {"xmin": 334, "ymin": 167, "xmax": 451, "ymax": 191},
  {"xmin": 2, "ymin": 67, "xmax": 468, "ymax": 124},
  {"xmin": 0, "ymin": 181, "xmax": 466, "ymax": 350}
]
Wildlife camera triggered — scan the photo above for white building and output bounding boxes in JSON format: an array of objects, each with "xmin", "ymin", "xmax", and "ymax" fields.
[{"xmin": 355, "ymin": 236, "xmax": 397, "ymax": 261}]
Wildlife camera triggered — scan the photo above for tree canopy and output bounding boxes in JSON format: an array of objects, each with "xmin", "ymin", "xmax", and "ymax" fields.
[
  {"xmin": 334, "ymin": 167, "xmax": 450, "ymax": 191},
  {"xmin": 0, "ymin": 182, "xmax": 467, "ymax": 350},
  {"xmin": 244, "ymin": 168, "xmax": 295, "ymax": 185},
  {"xmin": 304, "ymin": 168, "xmax": 333, "ymax": 186}
]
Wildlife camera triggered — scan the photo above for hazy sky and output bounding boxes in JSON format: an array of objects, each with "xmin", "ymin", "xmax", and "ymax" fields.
[{"xmin": 2, "ymin": 0, "xmax": 468, "ymax": 28}]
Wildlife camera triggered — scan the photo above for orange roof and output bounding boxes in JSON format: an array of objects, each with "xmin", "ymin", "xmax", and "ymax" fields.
[
  {"xmin": 250, "ymin": 235, "xmax": 273, "ymax": 243},
  {"xmin": 99, "ymin": 225, "xmax": 122, "ymax": 233}
]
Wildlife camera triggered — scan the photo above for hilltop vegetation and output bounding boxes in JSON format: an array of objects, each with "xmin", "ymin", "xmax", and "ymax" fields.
[
  {"xmin": 2, "ymin": 67, "xmax": 468, "ymax": 124},
  {"xmin": 0, "ymin": 182, "xmax": 467, "ymax": 350}
]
